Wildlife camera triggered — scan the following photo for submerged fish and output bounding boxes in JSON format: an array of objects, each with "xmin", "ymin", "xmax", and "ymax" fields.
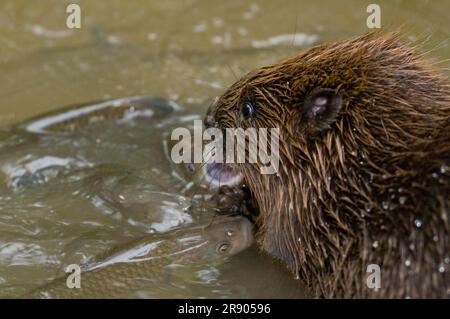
[
  {"xmin": 0, "ymin": 96, "xmax": 176, "ymax": 191},
  {"xmin": 24, "ymin": 216, "xmax": 254, "ymax": 298},
  {"xmin": 18, "ymin": 96, "xmax": 175, "ymax": 134}
]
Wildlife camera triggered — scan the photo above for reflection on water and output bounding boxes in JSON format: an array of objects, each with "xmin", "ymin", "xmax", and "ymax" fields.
[{"xmin": 0, "ymin": 0, "xmax": 448, "ymax": 298}]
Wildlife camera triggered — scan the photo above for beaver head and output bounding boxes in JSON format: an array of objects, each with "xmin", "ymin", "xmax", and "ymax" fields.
[{"xmin": 204, "ymin": 32, "xmax": 450, "ymax": 298}]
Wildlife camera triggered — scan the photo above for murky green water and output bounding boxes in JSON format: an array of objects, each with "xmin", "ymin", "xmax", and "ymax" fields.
[
  {"xmin": 0, "ymin": 96, "xmax": 306, "ymax": 298},
  {"xmin": 0, "ymin": 0, "xmax": 449, "ymax": 298}
]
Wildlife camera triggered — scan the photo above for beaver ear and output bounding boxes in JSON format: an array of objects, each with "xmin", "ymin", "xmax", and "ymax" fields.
[{"xmin": 302, "ymin": 88, "xmax": 342, "ymax": 132}]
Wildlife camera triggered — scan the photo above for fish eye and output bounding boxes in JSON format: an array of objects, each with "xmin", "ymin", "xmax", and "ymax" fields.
[
  {"xmin": 187, "ymin": 163, "xmax": 195, "ymax": 173},
  {"xmin": 216, "ymin": 242, "xmax": 230, "ymax": 253},
  {"xmin": 241, "ymin": 102, "xmax": 254, "ymax": 119},
  {"xmin": 225, "ymin": 229, "xmax": 234, "ymax": 237}
]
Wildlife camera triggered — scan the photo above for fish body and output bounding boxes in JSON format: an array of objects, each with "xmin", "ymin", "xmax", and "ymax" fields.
[{"xmin": 24, "ymin": 216, "xmax": 253, "ymax": 298}]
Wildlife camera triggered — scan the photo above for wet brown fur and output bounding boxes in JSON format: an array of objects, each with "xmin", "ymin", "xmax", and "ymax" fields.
[{"xmin": 206, "ymin": 32, "xmax": 450, "ymax": 298}]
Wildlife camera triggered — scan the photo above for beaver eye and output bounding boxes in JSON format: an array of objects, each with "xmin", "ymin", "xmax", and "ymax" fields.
[
  {"xmin": 216, "ymin": 242, "xmax": 230, "ymax": 253},
  {"xmin": 241, "ymin": 102, "xmax": 254, "ymax": 119}
]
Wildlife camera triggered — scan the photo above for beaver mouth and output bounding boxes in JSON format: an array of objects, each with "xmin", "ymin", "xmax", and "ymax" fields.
[
  {"xmin": 201, "ymin": 162, "xmax": 243, "ymax": 188},
  {"xmin": 201, "ymin": 162, "xmax": 259, "ymax": 222}
]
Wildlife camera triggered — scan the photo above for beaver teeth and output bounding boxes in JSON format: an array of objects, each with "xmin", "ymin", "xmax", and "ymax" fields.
[{"xmin": 202, "ymin": 162, "xmax": 243, "ymax": 188}]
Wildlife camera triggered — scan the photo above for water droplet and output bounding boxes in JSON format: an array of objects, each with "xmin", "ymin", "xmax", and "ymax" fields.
[
  {"xmin": 432, "ymin": 172, "xmax": 439, "ymax": 178},
  {"xmin": 118, "ymin": 194, "xmax": 125, "ymax": 201},
  {"xmin": 405, "ymin": 259, "xmax": 411, "ymax": 267},
  {"xmin": 444, "ymin": 257, "xmax": 449, "ymax": 264},
  {"xmin": 433, "ymin": 235, "xmax": 439, "ymax": 242},
  {"xmin": 298, "ymin": 237, "xmax": 302, "ymax": 243},
  {"xmin": 398, "ymin": 187, "xmax": 404, "ymax": 193},
  {"xmin": 409, "ymin": 243, "xmax": 415, "ymax": 251},
  {"xmin": 440, "ymin": 165, "xmax": 448, "ymax": 174},
  {"xmin": 382, "ymin": 201, "xmax": 389, "ymax": 210},
  {"xmin": 357, "ymin": 152, "xmax": 365, "ymax": 165},
  {"xmin": 372, "ymin": 241, "xmax": 379, "ymax": 249},
  {"xmin": 438, "ymin": 264, "xmax": 445, "ymax": 273},
  {"xmin": 398, "ymin": 196, "xmax": 407, "ymax": 205},
  {"xmin": 364, "ymin": 204, "xmax": 372, "ymax": 212},
  {"xmin": 414, "ymin": 219, "xmax": 422, "ymax": 228}
]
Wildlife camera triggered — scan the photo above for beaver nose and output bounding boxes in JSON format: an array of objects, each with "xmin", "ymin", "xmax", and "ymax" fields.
[{"xmin": 204, "ymin": 97, "xmax": 219, "ymax": 129}]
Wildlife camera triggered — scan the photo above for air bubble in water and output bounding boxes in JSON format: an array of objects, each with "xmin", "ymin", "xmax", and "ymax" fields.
[{"xmin": 405, "ymin": 259, "xmax": 411, "ymax": 267}]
